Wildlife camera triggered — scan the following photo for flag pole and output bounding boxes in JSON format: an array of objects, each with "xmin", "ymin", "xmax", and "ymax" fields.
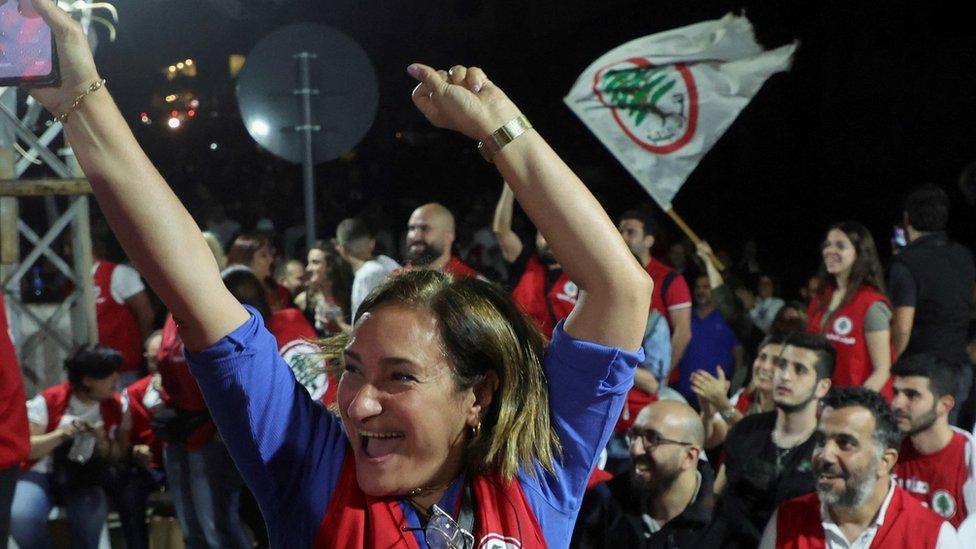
[{"xmin": 665, "ymin": 208, "xmax": 726, "ymax": 271}]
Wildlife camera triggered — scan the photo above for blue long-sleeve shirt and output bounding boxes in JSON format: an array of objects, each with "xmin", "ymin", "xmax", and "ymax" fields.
[{"xmin": 186, "ymin": 307, "xmax": 641, "ymax": 548}]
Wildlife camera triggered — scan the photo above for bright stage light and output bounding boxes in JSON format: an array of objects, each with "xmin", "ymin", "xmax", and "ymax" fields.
[{"xmin": 167, "ymin": 117, "xmax": 182, "ymax": 129}]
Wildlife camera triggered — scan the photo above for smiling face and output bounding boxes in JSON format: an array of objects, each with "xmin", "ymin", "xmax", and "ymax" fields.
[
  {"xmin": 628, "ymin": 402, "xmax": 699, "ymax": 498},
  {"xmin": 752, "ymin": 342, "xmax": 782, "ymax": 395},
  {"xmin": 406, "ymin": 206, "xmax": 453, "ymax": 267},
  {"xmin": 338, "ymin": 305, "xmax": 480, "ymax": 496},
  {"xmin": 813, "ymin": 406, "xmax": 892, "ymax": 509},
  {"xmin": 822, "ymin": 229, "xmax": 857, "ymax": 278}
]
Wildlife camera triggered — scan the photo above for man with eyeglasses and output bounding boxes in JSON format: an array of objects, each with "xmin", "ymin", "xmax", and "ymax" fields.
[
  {"xmin": 698, "ymin": 332, "xmax": 835, "ymax": 548},
  {"xmin": 571, "ymin": 400, "xmax": 713, "ymax": 548}
]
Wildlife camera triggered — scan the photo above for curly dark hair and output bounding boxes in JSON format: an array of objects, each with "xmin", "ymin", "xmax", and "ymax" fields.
[{"xmin": 821, "ymin": 387, "xmax": 902, "ymax": 451}]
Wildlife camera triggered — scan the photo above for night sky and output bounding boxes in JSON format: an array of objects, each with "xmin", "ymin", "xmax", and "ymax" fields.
[{"xmin": 81, "ymin": 0, "xmax": 976, "ymax": 293}]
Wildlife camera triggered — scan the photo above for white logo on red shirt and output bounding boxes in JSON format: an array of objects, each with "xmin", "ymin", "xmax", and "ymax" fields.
[
  {"xmin": 479, "ymin": 534, "xmax": 522, "ymax": 549},
  {"xmin": 832, "ymin": 316, "xmax": 853, "ymax": 336},
  {"xmin": 932, "ymin": 489, "xmax": 956, "ymax": 518}
]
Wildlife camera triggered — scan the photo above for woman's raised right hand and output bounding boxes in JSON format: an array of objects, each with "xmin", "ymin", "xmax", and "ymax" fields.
[{"xmin": 22, "ymin": 0, "xmax": 101, "ymax": 116}]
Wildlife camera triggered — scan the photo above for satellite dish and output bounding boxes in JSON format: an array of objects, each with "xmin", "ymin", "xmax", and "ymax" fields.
[
  {"xmin": 236, "ymin": 24, "xmax": 378, "ymax": 247},
  {"xmin": 237, "ymin": 24, "xmax": 378, "ymax": 163}
]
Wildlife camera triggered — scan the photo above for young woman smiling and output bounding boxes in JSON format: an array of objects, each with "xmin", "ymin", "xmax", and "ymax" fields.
[{"xmin": 807, "ymin": 222, "xmax": 893, "ymax": 399}]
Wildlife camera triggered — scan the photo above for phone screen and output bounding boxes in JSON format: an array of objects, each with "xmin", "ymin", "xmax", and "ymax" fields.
[
  {"xmin": 893, "ymin": 226, "xmax": 907, "ymax": 248},
  {"xmin": 0, "ymin": 1, "xmax": 57, "ymax": 85}
]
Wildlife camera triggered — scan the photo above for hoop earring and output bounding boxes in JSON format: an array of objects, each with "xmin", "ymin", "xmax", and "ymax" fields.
[{"xmin": 470, "ymin": 421, "xmax": 482, "ymax": 440}]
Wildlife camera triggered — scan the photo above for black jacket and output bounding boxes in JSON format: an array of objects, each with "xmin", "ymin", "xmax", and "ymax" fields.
[{"xmin": 571, "ymin": 461, "xmax": 715, "ymax": 549}]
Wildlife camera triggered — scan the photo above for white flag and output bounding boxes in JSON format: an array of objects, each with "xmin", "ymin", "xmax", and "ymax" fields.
[{"xmin": 564, "ymin": 13, "xmax": 797, "ymax": 210}]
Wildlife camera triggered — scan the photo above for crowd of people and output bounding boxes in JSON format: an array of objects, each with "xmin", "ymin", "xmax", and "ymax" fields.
[{"xmin": 2, "ymin": 2, "xmax": 976, "ymax": 548}]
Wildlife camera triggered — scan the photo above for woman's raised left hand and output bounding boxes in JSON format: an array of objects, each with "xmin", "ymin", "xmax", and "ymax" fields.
[{"xmin": 408, "ymin": 63, "xmax": 522, "ymax": 142}]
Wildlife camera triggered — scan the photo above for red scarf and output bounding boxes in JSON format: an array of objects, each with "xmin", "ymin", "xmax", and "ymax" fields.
[{"xmin": 315, "ymin": 448, "xmax": 548, "ymax": 548}]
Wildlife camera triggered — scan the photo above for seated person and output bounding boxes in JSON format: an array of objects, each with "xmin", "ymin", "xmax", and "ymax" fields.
[
  {"xmin": 761, "ymin": 387, "xmax": 961, "ymax": 548},
  {"xmin": 10, "ymin": 346, "xmax": 129, "ymax": 548},
  {"xmin": 572, "ymin": 400, "xmax": 714, "ymax": 548}
]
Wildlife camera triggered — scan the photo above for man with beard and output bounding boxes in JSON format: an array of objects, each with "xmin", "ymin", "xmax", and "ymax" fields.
[
  {"xmin": 890, "ymin": 354, "xmax": 976, "ymax": 527},
  {"xmin": 761, "ymin": 387, "xmax": 962, "ymax": 548},
  {"xmin": 617, "ymin": 210, "xmax": 692, "ymax": 383},
  {"xmin": 493, "ymin": 183, "xmax": 577, "ymax": 334},
  {"xmin": 700, "ymin": 332, "xmax": 834, "ymax": 548},
  {"xmin": 571, "ymin": 400, "xmax": 714, "ymax": 548},
  {"xmin": 405, "ymin": 202, "xmax": 482, "ymax": 278}
]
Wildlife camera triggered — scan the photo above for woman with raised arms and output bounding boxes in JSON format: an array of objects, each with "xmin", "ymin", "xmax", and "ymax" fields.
[{"xmin": 27, "ymin": 1, "xmax": 652, "ymax": 546}]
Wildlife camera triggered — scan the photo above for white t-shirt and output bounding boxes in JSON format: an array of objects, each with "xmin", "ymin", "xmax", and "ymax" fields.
[
  {"xmin": 351, "ymin": 255, "xmax": 400, "ymax": 320},
  {"xmin": 958, "ymin": 514, "xmax": 976, "ymax": 546},
  {"xmin": 92, "ymin": 262, "xmax": 146, "ymax": 304},
  {"xmin": 26, "ymin": 392, "xmax": 130, "ymax": 473},
  {"xmin": 120, "ymin": 374, "xmax": 165, "ymax": 420}
]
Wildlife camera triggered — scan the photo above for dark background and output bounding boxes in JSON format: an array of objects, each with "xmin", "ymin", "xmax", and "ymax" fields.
[{"xmin": 33, "ymin": 0, "xmax": 976, "ymax": 295}]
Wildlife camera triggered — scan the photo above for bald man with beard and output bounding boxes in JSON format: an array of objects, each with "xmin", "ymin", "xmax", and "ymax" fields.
[
  {"xmin": 405, "ymin": 202, "xmax": 482, "ymax": 278},
  {"xmin": 571, "ymin": 401, "xmax": 714, "ymax": 548}
]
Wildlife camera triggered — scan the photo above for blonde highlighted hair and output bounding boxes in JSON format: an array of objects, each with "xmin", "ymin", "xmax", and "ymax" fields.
[{"xmin": 320, "ymin": 269, "xmax": 560, "ymax": 480}]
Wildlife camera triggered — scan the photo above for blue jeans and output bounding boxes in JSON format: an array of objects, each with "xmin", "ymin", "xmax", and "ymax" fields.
[
  {"xmin": 164, "ymin": 439, "xmax": 251, "ymax": 549},
  {"xmin": 9, "ymin": 470, "xmax": 107, "ymax": 549}
]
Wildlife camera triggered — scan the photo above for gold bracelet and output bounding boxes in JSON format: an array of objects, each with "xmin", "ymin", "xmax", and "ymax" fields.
[
  {"xmin": 477, "ymin": 114, "xmax": 532, "ymax": 163},
  {"xmin": 53, "ymin": 78, "xmax": 107, "ymax": 125}
]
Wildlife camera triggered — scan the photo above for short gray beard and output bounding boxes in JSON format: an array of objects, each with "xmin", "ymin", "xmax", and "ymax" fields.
[{"xmin": 818, "ymin": 457, "xmax": 879, "ymax": 510}]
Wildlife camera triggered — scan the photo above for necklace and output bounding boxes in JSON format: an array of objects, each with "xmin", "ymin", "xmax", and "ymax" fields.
[
  {"xmin": 406, "ymin": 478, "xmax": 458, "ymax": 521},
  {"xmin": 771, "ymin": 428, "xmax": 813, "ymax": 474}
]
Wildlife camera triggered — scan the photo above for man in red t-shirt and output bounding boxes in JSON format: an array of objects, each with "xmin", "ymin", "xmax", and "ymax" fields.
[
  {"xmin": 92, "ymin": 241, "xmax": 155, "ymax": 385},
  {"xmin": 405, "ymin": 202, "xmax": 482, "ymax": 278},
  {"xmin": 891, "ymin": 353, "xmax": 976, "ymax": 527},
  {"xmin": 492, "ymin": 183, "xmax": 577, "ymax": 335},
  {"xmin": 0, "ymin": 294, "xmax": 29, "ymax": 546},
  {"xmin": 618, "ymin": 209, "xmax": 691, "ymax": 391}
]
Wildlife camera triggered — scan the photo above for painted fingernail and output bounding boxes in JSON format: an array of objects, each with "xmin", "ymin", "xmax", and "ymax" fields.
[
  {"xmin": 472, "ymin": 83, "xmax": 482, "ymax": 93},
  {"xmin": 407, "ymin": 64, "xmax": 421, "ymax": 78}
]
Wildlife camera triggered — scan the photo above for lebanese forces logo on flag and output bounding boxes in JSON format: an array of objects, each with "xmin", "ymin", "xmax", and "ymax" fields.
[{"xmin": 593, "ymin": 58, "xmax": 699, "ymax": 155}]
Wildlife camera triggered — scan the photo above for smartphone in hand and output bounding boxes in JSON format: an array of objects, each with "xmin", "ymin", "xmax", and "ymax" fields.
[
  {"xmin": 0, "ymin": 0, "xmax": 59, "ymax": 86},
  {"xmin": 892, "ymin": 226, "xmax": 907, "ymax": 249}
]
